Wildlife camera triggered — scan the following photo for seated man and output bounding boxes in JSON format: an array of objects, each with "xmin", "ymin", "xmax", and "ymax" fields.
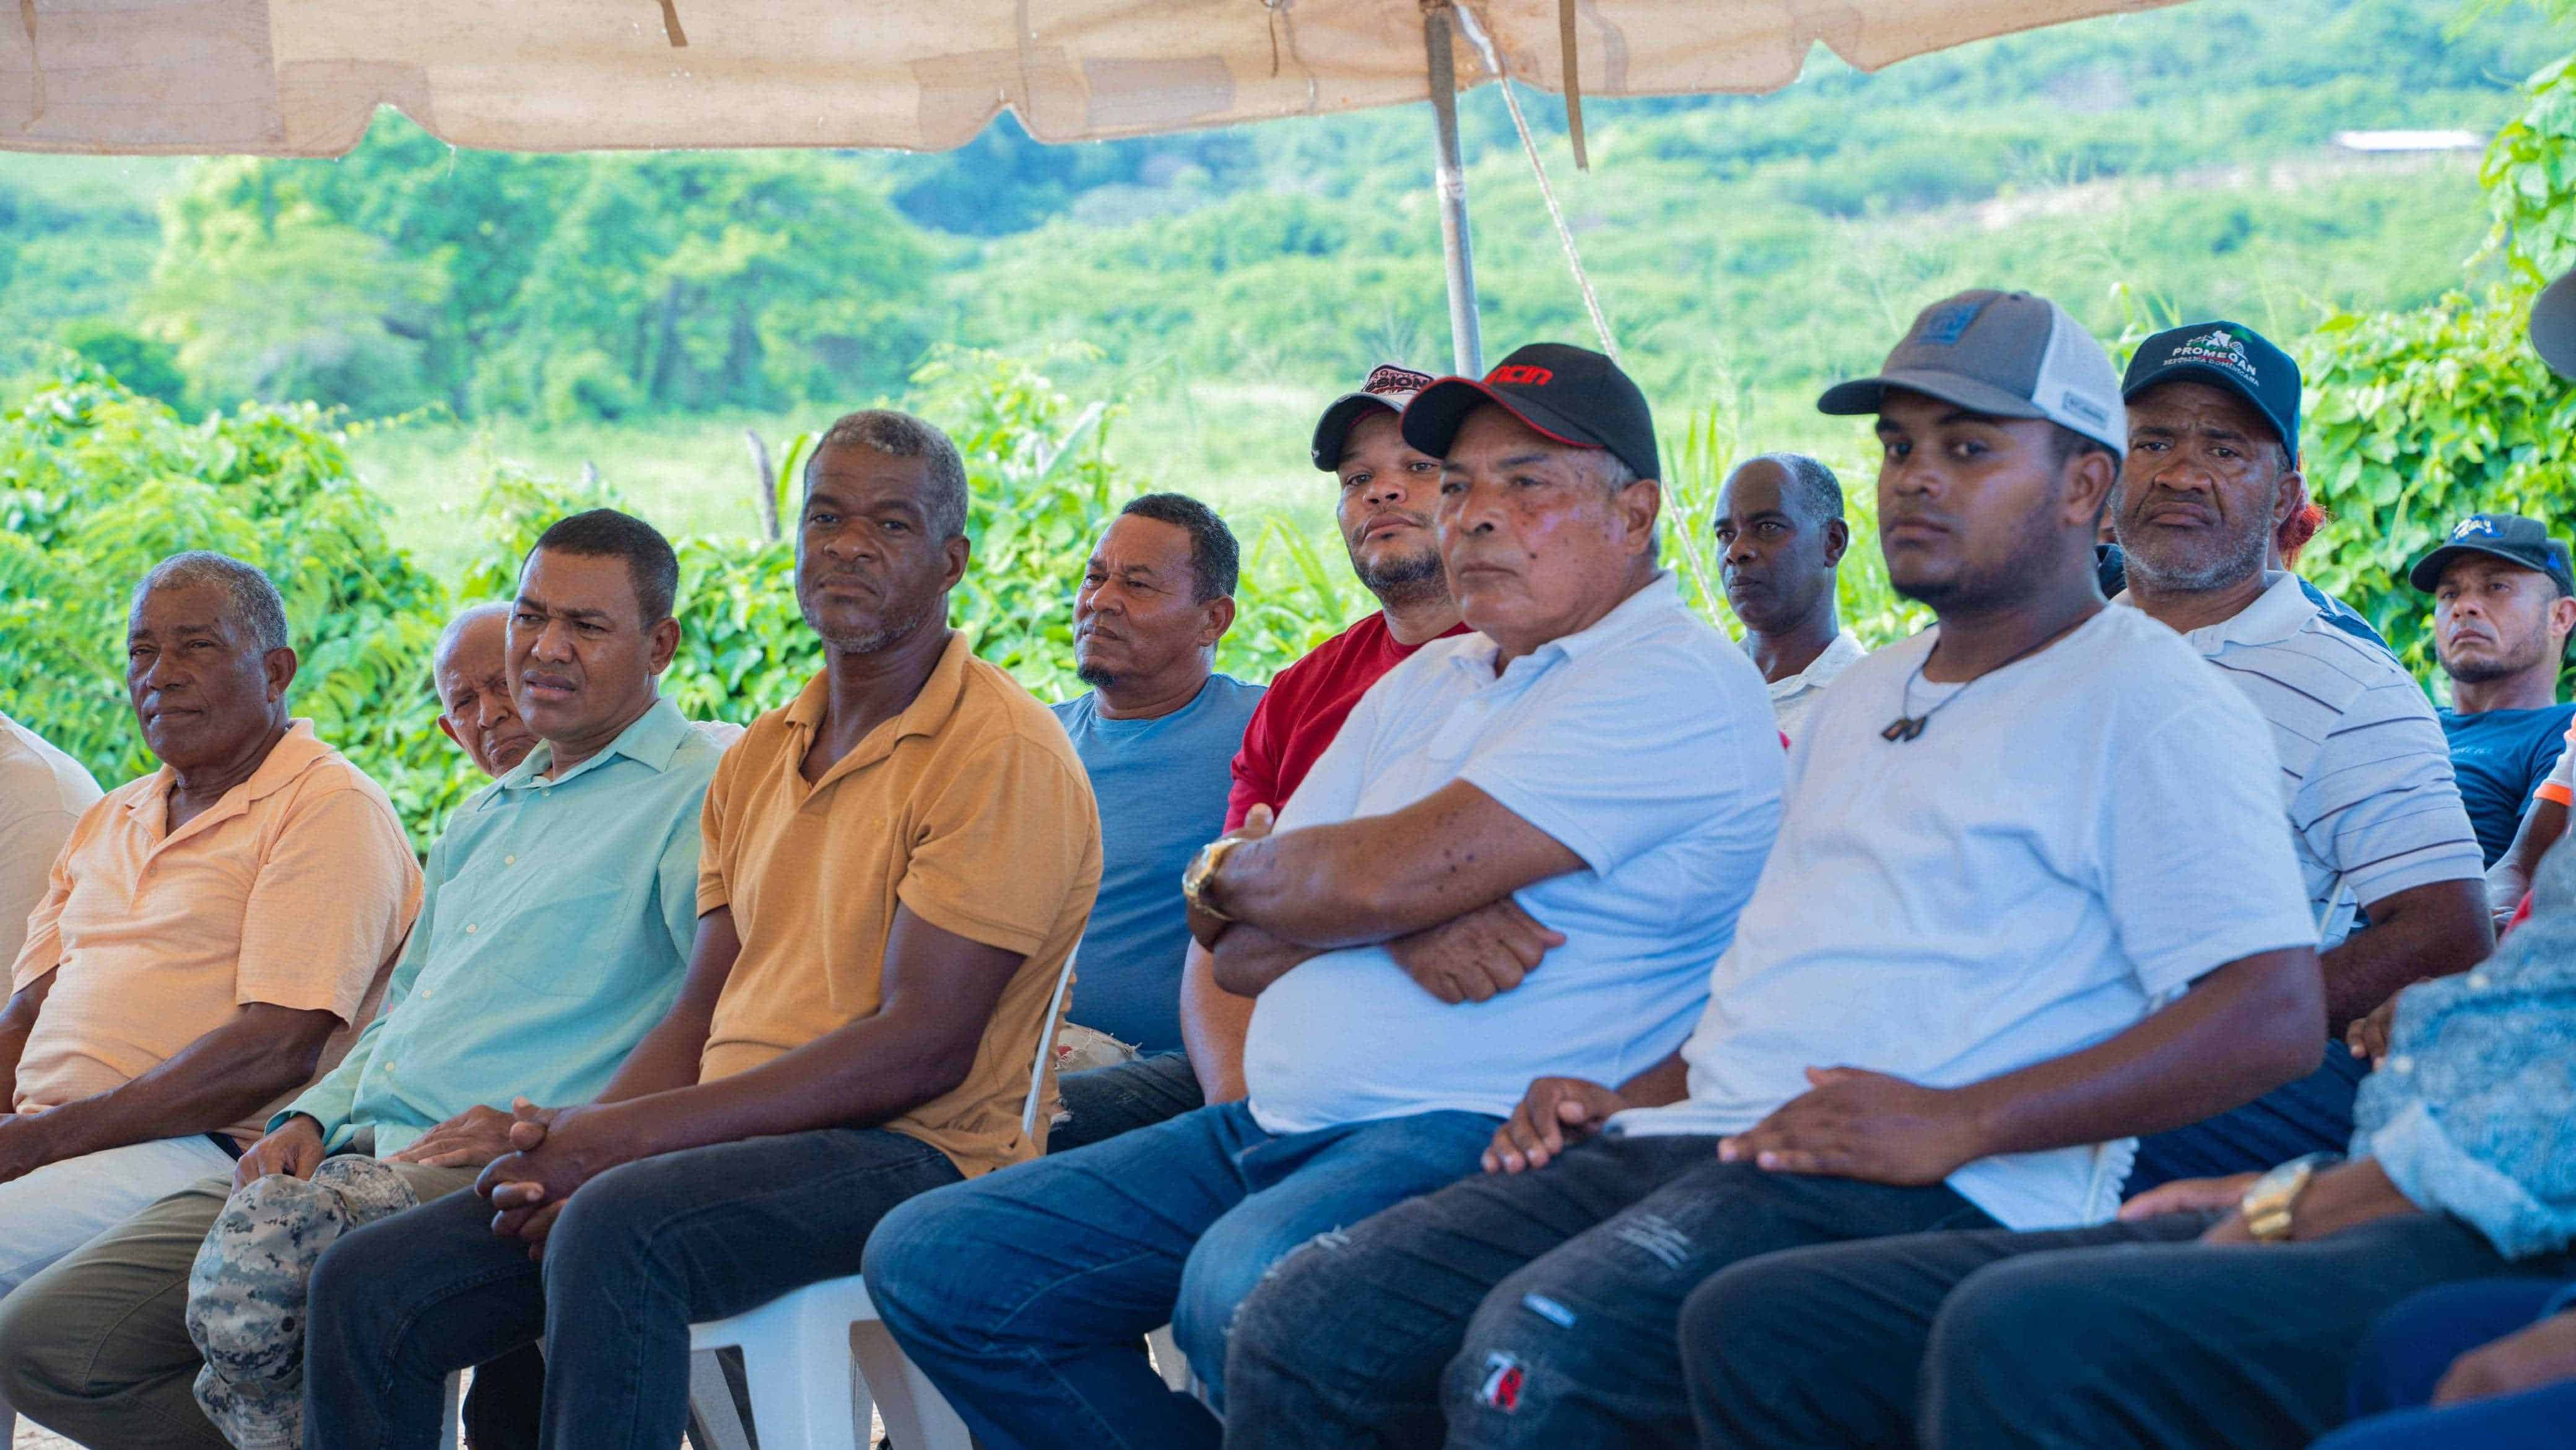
[
  {"xmin": 1683, "ymin": 833, "xmax": 2576, "ymax": 1450},
  {"xmin": 1050, "ymin": 494, "xmax": 1264, "ymax": 1151},
  {"xmin": 1175, "ymin": 362, "xmax": 1471, "ymax": 1110},
  {"xmin": 0, "ymin": 522, "xmax": 725, "ymax": 1450},
  {"xmin": 296, "ymin": 410, "xmax": 1100, "ymax": 1449},
  {"xmin": 2411, "ymin": 514, "xmax": 2576, "ymax": 868},
  {"xmin": 1220, "ymin": 292, "xmax": 2328, "ymax": 1448},
  {"xmin": 1713, "ymin": 452, "xmax": 1863, "ymax": 739},
  {"xmin": 429, "ymin": 599, "xmax": 539, "ymax": 778},
  {"xmin": 2109, "ymin": 321, "xmax": 2490, "ymax": 1191},
  {"xmin": 863, "ymin": 342, "xmax": 1786, "ymax": 1448},
  {"xmin": 0, "ymin": 711, "xmax": 102, "ymax": 973},
  {"xmin": 0, "ymin": 551, "xmax": 419, "ymax": 1342}
]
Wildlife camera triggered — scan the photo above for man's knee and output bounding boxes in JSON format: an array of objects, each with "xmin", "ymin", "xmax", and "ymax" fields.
[
  {"xmin": 858, "ymin": 1181, "xmax": 979, "ymax": 1342},
  {"xmin": 0, "ymin": 1279, "xmax": 76, "ymax": 1413},
  {"xmin": 1922, "ymin": 1254, "xmax": 2101, "ymax": 1429}
]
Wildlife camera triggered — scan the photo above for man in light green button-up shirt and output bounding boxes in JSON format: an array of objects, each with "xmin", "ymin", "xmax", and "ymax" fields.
[{"xmin": 0, "ymin": 513, "xmax": 730, "ymax": 1450}]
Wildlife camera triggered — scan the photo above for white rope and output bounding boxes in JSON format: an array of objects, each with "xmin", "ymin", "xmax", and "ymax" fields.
[{"xmin": 1449, "ymin": 3, "xmax": 1622, "ymax": 365}]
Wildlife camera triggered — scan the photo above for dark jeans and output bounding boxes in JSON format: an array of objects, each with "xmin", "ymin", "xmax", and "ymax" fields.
[
  {"xmin": 301, "ymin": 1127, "xmax": 959, "ymax": 1450},
  {"xmin": 2320, "ymin": 1279, "xmax": 2576, "ymax": 1449},
  {"xmin": 1052, "ymin": 1049, "xmax": 1206, "ymax": 1153},
  {"xmin": 1682, "ymin": 1210, "xmax": 2576, "ymax": 1449},
  {"xmin": 861, "ymin": 1100, "xmax": 1500, "ymax": 1450},
  {"xmin": 2128, "ymin": 1036, "xmax": 2367, "ymax": 1192},
  {"xmin": 1221, "ymin": 1132, "xmax": 1998, "ymax": 1449}
]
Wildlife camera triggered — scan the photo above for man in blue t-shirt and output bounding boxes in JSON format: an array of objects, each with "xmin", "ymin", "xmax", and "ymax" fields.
[
  {"xmin": 2411, "ymin": 512, "xmax": 2576, "ymax": 867},
  {"xmin": 1050, "ymin": 494, "xmax": 1264, "ymax": 1150}
]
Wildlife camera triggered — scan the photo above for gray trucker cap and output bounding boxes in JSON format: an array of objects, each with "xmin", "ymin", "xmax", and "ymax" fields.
[{"xmin": 1817, "ymin": 289, "xmax": 2127, "ymax": 454}]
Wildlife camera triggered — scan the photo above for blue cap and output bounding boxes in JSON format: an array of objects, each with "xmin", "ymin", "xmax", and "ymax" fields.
[{"xmin": 2122, "ymin": 322, "xmax": 2302, "ymax": 465}]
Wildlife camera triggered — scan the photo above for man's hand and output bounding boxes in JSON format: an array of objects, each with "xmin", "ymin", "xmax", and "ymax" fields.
[
  {"xmin": 487, "ymin": 1181, "xmax": 568, "ymax": 1262},
  {"xmin": 1484, "ymin": 1077, "xmax": 1623, "ymax": 1174},
  {"xmin": 477, "ymin": 1102, "xmax": 625, "ymax": 1255},
  {"xmin": 1390, "ymin": 898, "xmax": 1565, "ymax": 1005},
  {"xmin": 2199, "ymin": 1160, "xmax": 2421, "ymax": 1245},
  {"xmin": 2346, "ymin": 981, "xmax": 2422, "ymax": 1064},
  {"xmin": 232, "ymin": 1115, "xmax": 328, "ymax": 1190},
  {"xmin": 2118, "ymin": 1173, "xmax": 2259, "ymax": 1222},
  {"xmin": 1186, "ymin": 807, "xmax": 1274, "ymax": 951},
  {"xmin": 0, "ymin": 1114, "xmax": 64, "ymax": 1186},
  {"xmin": 1717, "ymin": 1067, "xmax": 1986, "ymax": 1186},
  {"xmin": 2434, "ymin": 1311, "xmax": 2576, "ymax": 1407},
  {"xmin": 388, "ymin": 1104, "xmax": 524, "ymax": 1170}
]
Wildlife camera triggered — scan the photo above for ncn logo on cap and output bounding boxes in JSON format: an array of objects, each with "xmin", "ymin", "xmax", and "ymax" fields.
[{"xmin": 1486, "ymin": 364, "xmax": 1556, "ymax": 386}]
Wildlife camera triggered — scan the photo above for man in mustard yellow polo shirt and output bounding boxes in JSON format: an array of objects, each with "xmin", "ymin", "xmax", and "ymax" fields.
[{"xmin": 299, "ymin": 410, "xmax": 1102, "ymax": 1450}]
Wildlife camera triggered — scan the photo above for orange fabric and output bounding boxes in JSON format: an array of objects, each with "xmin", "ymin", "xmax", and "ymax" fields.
[
  {"xmin": 8, "ymin": 721, "xmax": 422, "ymax": 1142},
  {"xmin": 2538, "ymin": 781, "xmax": 2573, "ymax": 808},
  {"xmin": 695, "ymin": 635, "xmax": 1101, "ymax": 1178}
]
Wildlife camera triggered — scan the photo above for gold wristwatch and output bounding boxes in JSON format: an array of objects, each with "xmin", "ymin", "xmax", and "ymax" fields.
[
  {"xmin": 2240, "ymin": 1152, "xmax": 2341, "ymax": 1243},
  {"xmin": 1181, "ymin": 835, "xmax": 1245, "ymax": 922}
]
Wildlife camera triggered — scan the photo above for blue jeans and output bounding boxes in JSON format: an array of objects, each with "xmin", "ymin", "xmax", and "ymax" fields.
[
  {"xmin": 300, "ymin": 1127, "xmax": 960, "ymax": 1450},
  {"xmin": 2128, "ymin": 1038, "xmax": 2367, "ymax": 1192},
  {"xmin": 1052, "ymin": 1049, "xmax": 1206, "ymax": 1152},
  {"xmin": 862, "ymin": 1100, "xmax": 1500, "ymax": 1450},
  {"xmin": 2319, "ymin": 1279, "xmax": 2576, "ymax": 1449}
]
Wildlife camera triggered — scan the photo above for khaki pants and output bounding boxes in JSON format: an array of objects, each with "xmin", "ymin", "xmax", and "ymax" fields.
[{"xmin": 0, "ymin": 1161, "xmax": 477, "ymax": 1450}]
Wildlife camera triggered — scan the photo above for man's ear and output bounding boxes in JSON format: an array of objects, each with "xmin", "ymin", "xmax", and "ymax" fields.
[
  {"xmin": 2551, "ymin": 594, "xmax": 2576, "ymax": 649},
  {"xmin": 1822, "ymin": 518, "xmax": 1851, "ymax": 567},
  {"xmin": 2066, "ymin": 449, "xmax": 2120, "ymax": 531},
  {"xmin": 1201, "ymin": 595, "xmax": 1237, "ymax": 649},
  {"xmin": 437, "ymin": 714, "xmax": 465, "ymax": 751},
  {"xmin": 1623, "ymin": 479, "xmax": 1665, "ymax": 557},
  {"xmin": 262, "ymin": 646, "xmax": 300, "ymax": 702},
  {"xmin": 647, "ymin": 616, "xmax": 682, "ymax": 675},
  {"xmin": 2274, "ymin": 469, "xmax": 2309, "ymax": 532}
]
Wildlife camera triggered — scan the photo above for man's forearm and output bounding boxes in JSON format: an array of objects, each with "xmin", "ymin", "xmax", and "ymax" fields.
[
  {"xmin": 17, "ymin": 1006, "xmax": 336, "ymax": 1163},
  {"xmin": 2322, "ymin": 880, "xmax": 2493, "ymax": 1030},
  {"xmin": 1208, "ymin": 924, "xmax": 1321, "ymax": 997},
  {"xmin": 1956, "ymin": 948, "xmax": 2324, "ymax": 1160},
  {"xmin": 2487, "ymin": 799, "xmax": 2564, "ymax": 921},
  {"xmin": 1179, "ymin": 942, "xmax": 1251, "ymax": 1103},
  {"xmin": 1617, "ymin": 1053, "xmax": 1690, "ymax": 1109},
  {"xmin": 595, "ymin": 1010, "xmax": 715, "ymax": 1105},
  {"xmin": 0, "ymin": 972, "xmax": 55, "ymax": 1108},
  {"xmin": 586, "ymin": 1013, "xmax": 974, "ymax": 1166}
]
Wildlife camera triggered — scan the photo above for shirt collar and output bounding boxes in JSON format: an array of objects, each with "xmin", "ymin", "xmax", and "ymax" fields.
[
  {"xmin": 2120, "ymin": 570, "xmax": 2317, "ymax": 654},
  {"xmin": 783, "ymin": 631, "xmax": 974, "ymax": 780},
  {"xmin": 499, "ymin": 696, "xmax": 693, "ymax": 795},
  {"xmin": 1764, "ymin": 629, "xmax": 1865, "ymax": 698},
  {"xmin": 127, "ymin": 718, "xmax": 329, "ymax": 839},
  {"xmin": 1448, "ymin": 570, "xmax": 1683, "ymax": 679}
]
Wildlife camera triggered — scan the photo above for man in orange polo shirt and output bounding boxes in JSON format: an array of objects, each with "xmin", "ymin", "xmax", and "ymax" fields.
[
  {"xmin": 0, "ymin": 552, "xmax": 419, "ymax": 1351},
  {"xmin": 300, "ymin": 410, "xmax": 1102, "ymax": 1450}
]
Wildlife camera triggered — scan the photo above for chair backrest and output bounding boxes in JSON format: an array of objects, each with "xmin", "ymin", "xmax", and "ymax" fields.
[{"xmin": 1021, "ymin": 950, "xmax": 1078, "ymax": 1140}]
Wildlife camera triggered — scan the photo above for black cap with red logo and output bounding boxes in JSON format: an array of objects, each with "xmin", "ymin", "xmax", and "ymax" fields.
[{"xmin": 1399, "ymin": 343, "xmax": 1660, "ymax": 482}]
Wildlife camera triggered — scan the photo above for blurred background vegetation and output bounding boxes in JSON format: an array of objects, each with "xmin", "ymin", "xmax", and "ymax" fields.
[{"xmin": 2, "ymin": 0, "xmax": 2574, "ymax": 844}]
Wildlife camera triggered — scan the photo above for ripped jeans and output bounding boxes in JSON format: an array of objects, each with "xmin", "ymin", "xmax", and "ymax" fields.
[
  {"xmin": 862, "ymin": 1101, "xmax": 1500, "ymax": 1450},
  {"xmin": 1222, "ymin": 1134, "xmax": 1996, "ymax": 1448}
]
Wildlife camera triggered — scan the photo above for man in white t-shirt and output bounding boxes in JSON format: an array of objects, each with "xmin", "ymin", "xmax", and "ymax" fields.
[
  {"xmin": 861, "ymin": 344, "xmax": 1784, "ymax": 1446},
  {"xmin": 1713, "ymin": 452, "xmax": 1866, "ymax": 739},
  {"xmin": 1221, "ymin": 292, "xmax": 2326, "ymax": 1448},
  {"xmin": 0, "ymin": 715, "xmax": 102, "ymax": 973}
]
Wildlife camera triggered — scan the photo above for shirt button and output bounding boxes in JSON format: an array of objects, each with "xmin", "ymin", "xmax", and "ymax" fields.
[
  {"xmin": 419, "ymin": 988, "xmax": 433, "ymax": 1001},
  {"xmin": 2467, "ymin": 971, "xmax": 2491, "ymax": 991},
  {"xmin": 2388, "ymin": 1054, "xmax": 2414, "ymax": 1075},
  {"xmin": 381, "ymin": 1061, "xmax": 396, "ymax": 1075},
  {"xmin": 464, "ymin": 924, "xmax": 477, "ymax": 935},
  {"xmin": 504, "ymin": 854, "xmax": 517, "ymax": 866}
]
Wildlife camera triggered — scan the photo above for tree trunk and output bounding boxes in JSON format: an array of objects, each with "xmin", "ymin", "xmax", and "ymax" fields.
[{"xmin": 746, "ymin": 430, "xmax": 778, "ymax": 540}]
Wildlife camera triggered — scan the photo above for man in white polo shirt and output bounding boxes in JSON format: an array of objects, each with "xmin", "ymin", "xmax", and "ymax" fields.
[
  {"xmin": 1219, "ymin": 291, "xmax": 2327, "ymax": 1448},
  {"xmin": 2110, "ymin": 321, "xmax": 2491, "ymax": 1191},
  {"xmin": 861, "ymin": 343, "xmax": 1785, "ymax": 1448}
]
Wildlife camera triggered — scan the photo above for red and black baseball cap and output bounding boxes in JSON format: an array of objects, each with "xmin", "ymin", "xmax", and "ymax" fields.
[
  {"xmin": 1399, "ymin": 343, "xmax": 1660, "ymax": 482},
  {"xmin": 1310, "ymin": 363, "xmax": 1438, "ymax": 471}
]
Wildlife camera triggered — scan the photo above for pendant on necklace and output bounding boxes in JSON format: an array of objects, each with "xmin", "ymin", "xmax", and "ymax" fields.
[{"xmin": 1881, "ymin": 715, "xmax": 1929, "ymax": 743}]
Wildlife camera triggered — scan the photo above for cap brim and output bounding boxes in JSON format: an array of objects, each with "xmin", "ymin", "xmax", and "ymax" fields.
[
  {"xmin": 2407, "ymin": 540, "xmax": 2564, "ymax": 594},
  {"xmin": 2122, "ymin": 362, "xmax": 2297, "ymax": 462},
  {"xmin": 1310, "ymin": 393, "xmax": 1404, "ymax": 471},
  {"xmin": 2535, "ymin": 268, "xmax": 2576, "ymax": 381},
  {"xmin": 1816, "ymin": 369, "xmax": 2053, "ymax": 424},
  {"xmin": 1400, "ymin": 378, "xmax": 1606, "ymax": 464}
]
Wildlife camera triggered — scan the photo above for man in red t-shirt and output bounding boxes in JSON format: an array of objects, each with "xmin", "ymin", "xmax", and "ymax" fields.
[{"xmin": 1159, "ymin": 364, "xmax": 1473, "ymax": 1106}]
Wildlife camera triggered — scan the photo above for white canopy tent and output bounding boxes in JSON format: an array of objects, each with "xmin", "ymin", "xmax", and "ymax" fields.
[{"xmin": 2, "ymin": 0, "xmax": 2184, "ymax": 368}]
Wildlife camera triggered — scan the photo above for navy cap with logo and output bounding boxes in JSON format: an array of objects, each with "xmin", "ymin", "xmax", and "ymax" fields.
[
  {"xmin": 2408, "ymin": 513, "xmax": 2576, "ymax": 597},
  {"xmin": 1817, "ymin": 290, "xmax": 2127, "ymax": 454},
  {"xmin": 1399, "ymin": 343, "xmax": 1660, "ymax": 483},
  {"xmin": 2122, "ymin": 321, "xmax": 2302, "ymax": 465},
  {"xmin": 2535, "ymin": 267, "xmax": 2576, "ymax": 381},
  {"xmin": 1310, "ymin": 363, "xmax": 1439, "ymax": 471}
]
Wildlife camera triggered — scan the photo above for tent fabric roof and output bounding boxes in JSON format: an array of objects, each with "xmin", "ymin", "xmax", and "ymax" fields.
[{"xmin": 2, "ymin": 1, "xmax": 2180, "ymax": 157}]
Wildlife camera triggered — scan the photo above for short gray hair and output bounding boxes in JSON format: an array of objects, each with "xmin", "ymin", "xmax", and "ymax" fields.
[
  {"xmin": 132, "ymin": 551, "xmax": 289, "ymax": 654},
  {"xmin": 807, "ymin": 409, "xmax": 970, "ymax": 541},
  {"xmin": 431, "ymin": 600, "xmax": 513, "ymax": 697},
  {"xmin": 1743, "ymin": 453, "xmax": 1844, "ymax": 523}
]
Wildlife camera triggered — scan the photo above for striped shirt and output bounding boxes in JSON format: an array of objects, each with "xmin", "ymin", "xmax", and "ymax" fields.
[{"xmin": 2122, "ymin": 572, "xmax": 2482, "ymax": 946}]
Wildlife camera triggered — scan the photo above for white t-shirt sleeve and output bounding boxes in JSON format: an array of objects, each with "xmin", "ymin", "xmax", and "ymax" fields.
[
  {"xmin": 1458, "ymin": 647, "xmax": 1773, "ymax": 877},
  {"xmin": 2101, "ymin": 690, "xmax": 2320, "ymax": 997},
  {"xmin": 2295, "ymin": 677, "xmax": 2485, "ymax": 907}
]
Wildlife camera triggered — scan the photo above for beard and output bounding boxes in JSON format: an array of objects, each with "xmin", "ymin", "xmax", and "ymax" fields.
[
  {"xmin": 1076, "ymin": 661, "xmax": 1116, "ymax": 688},
  {"xmin": 1354, "ymin": 544, "xmax": 1448, "ymax": 607},
  {"xmin": 2118, "ymin": 521, "xmax": 2269, "ymax": 594},
  {"xmin": 802, "ymin": 595, "xmax": 936, "ymax": 656},
  {"xmin": 2443, "ymin": 640, "xmax": 2546, "ymax": 685}
]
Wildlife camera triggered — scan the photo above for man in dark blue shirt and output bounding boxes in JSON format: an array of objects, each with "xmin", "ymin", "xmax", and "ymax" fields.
[{"xmin": 2412, "ymin": 512, "xmax": 2576, "ymax": 867}]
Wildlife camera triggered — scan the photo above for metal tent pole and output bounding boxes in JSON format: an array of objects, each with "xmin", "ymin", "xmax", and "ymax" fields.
[{"xmin": 1424, "ymin": 4, "xmax": 1484, "ymax": 376}]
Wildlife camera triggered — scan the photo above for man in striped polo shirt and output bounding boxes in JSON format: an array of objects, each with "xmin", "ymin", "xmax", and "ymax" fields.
[{"xmin": 2108, "ymin": 321, "xmax": 2492, "ymax": 1192}]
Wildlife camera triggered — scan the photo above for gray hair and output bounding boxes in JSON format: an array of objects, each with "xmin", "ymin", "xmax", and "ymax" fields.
[
  {"xmin": 808, "ymin": 409, "xmax": 971, "ymax": 542},
  {"xmin": 430, "ymin": 601, "xmax": 513, "ymax": 699},
  {"xmin": 132, "ymin": 551, "xmax": 289, "ymax": 654},
  {"xmin": 1741, "ymin": 452, "xmax": 1844, "ymax": 523}
]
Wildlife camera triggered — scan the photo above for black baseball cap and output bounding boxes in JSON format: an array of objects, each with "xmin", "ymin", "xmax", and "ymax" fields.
[
  {"xmin": 2122, "ymin": 321, "xmax": 2302, "ymax": 465},
  {"xmin": 1400, "ymin": 343, "xmax": 1659, "ymax": 482},
  {"xmin": 2408, "ymin": 513, "xmax": 2576, "ymax": 597},
  {"xmin": 1817, "ymin": 290, "xmax": 2127, "ymax": 453},
  {"xmin": 2535, "ymin": 267, "xmax": 2576, "ymax": 381},
  {"xmin": 1311, "ymin": 363, "xmax": 1438, "ymax": 471}
]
